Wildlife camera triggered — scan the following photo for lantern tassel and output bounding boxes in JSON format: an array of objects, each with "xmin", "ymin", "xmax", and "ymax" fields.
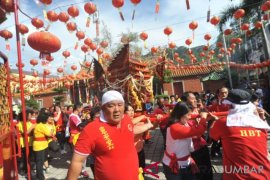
[
  {"xmin": 43, "ymin": 9, "xmax": 48, "ymax": 20},
  {"xmin": 96, "ymin": 19, "xmax": 99, "ymax": 37},
  {"xmin": 155, "ymin": 0, "xmax": 160, "ymax": 13},
  {"xmin": 192, "ymin": 31, "xmax": 195, "ymax": 41},
  {"xmin": 132, "ymin": 9, "xmax": 136, "ymax": 21},
  {"xmin": 21, "ymin": 36, "xmax": 25, "ymax": 46},
  {"xmin": 207, "ymin": 8, "xmax": 210, "ymax": 22},
  {"xmin": 45, "ymin": 22, "xmax": 51, "ymax": 31},
  {"xmin": 144, "ymin": 41, "xmax": 147, "ymax": 49},
  {"xmin": 6, "ymin": 41, "xmax": 10, "ymax": 51},
  {"xmin": 186, "ymin": 0, "xmax": 190, "ymax": 10},
  {"xmin": 86, "ymin": 16, "xmax": 90, "ymax": 28},
  {"xmin": 74, "ymin": 42, "xmax": 79, "ymax": 50},
  {"xmin": 119, "ymin": 9, "xmax": 125, "ymax": 21}
]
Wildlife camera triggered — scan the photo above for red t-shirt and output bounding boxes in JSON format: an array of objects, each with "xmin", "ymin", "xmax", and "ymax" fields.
[
  {"xmin": 54, "ymin": 112, "xmax": 64, "ymax": 132},
  {"xmin": 69, "ymin": 114, "xmax": 81, "ymax": 134},
  {"xmin": 188, "ymin": 120, "xmax": 207, "ymax": 150},
  {"xmin": 210, "ymin": 117, "xmax": 270, "ymax": 180},
  {"xmin": 75, "ymin": 115, "xmax": 139, "ymax": 180},
  {"xmin": 207, "ymin": 103, "xmax": 229, "ymax": 112}
]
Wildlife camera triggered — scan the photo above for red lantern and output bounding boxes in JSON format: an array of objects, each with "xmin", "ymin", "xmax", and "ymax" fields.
[
  {"xmin": 246, "ymin": 30, "xmax": 252, "ymax": 37},
  {"xmin": 263, "ymin": 14, "xmax": 269, "ymax": 21},
  {"xmin": 32, "ymin": 71, "xmax": 38, "ymax": 77},
  {"xmin": 189, "ymin": 21, "xmax": 198, "ymax": 30},
  {"xmin": 96, "ymin": 48, "xmax": 104, "ymax": 55},
  {"xmin": 31, "ymin": 18, "xmax": 44, "ymax": 29},
  {"xmin": 85, "ymin": 61, "xmax": 91, "ymax": 67},
  {"xmin": 164, "ymin": 27, "xmax": 173, "ymax": 36},
  {"xmin": 112, "ymin": 0, "xmax": 125, "ymax": 21},
  {"xmin": 71, "ymin": 65, "xmax": 77, "ymax": 71},
  {"xmin": 174, "ymin": 53, "xmax": 179, "ymax": 59},
  {"xmin": 100, "ymin": 41, "xmax": 108, "ymax": 48},
  {"xmin": 39, "ymin": 0, "xmax": 52, "ymax": 5},
  {"xmin": 84, "ymin": 2, "xmax": 97, "ymax": 14},
  {"xmin": 76, "ymin": 31, "xmax": 85, "ymax": 40},
  {"xmin": 0, "ymin": 29, "xmax": 13, "ymax": 50},
  {"xmin": 233, "ymin": 9, "xmax": 245, "ymax": 19},
  {"xmin": 46, "ymin": 55, "xmax": 54, "ymax": 62},
  {"xmin": 261, "ymin": 4, "xmax": 269, "ymax": 12},
  {"xmin": 169, "ymin": 42, "xmax": 176, "ymax": 49},
  {"xmin": 230, "ymin": 43, "xmax": 236, "ymax": 49},
  {"xmin": 81, "ymin": 45, "xmax": 89, "ymax": 53},
  {"xmin": 1, "ymin": 0, "xmax": 14, "ymax": 12},
  {"xmin": 27, "ymin": 31, "xmax": 61, "ymax": 59},
  {"xmin": 44, "ymin": 69, "xmax": 50, "ymax": 75},
  {"xmin": 68, "ymin": 6, "xmax": 79, "ymax": 18},
  {"xmin": 224, "ymin": 29, "xmax": 232, "ymax": 36},
  {"xmin": 16, "ymin": 63, "xmax": 24, "ymax": 68},
  {"xmin": 47, "ymin": 10, "xmax": 58, "ymax": 22},
  {"xmin": 255, "ymin": 21, "xmax": 263, "ymax": 29},
  {"xmin": 209, "ymin": 50, "xmax": 215, "ymax": 55},
  {"xmin": 57, "ymin": 67, "xmax": 64, "ymax": 73},
  {"xmin": 210, "ymin": 16, "xmax": 220, "ymax": 26},
  {"xmin": 66, "ymin": 22, "xmax": 77, "ymax": 32},
  {"xmin": 185, "ymin": 38, "xmax": 192, "ymax": 46},
  {"xmin": 203, "ymin": 45, "xmax": 208, "ymax": 51},
  {"xmin": 151, "ymin": 47, "xmax": 158, "ymax": 54},
  {"xmin": 236, "ymin": 38, "xmax": 242, "ymax": 44},
  {"xmin": 30, "ymin": 59, "xmax": 38, "ymax": 66},
  {"xmin": 90, "ymin": 43, "xmax": 97, "ymax": 51},
  {"xmin": 84, "ymin": 38, "xmax": 92, "ymax": 46},
  {"xmin": 199, "ymin": 52, "xmax": 205, "ymax": 57},
  {"xmin": 240, "ymin": 23, "xmax": 249, "ymax": 31},
  {"xmin": 64, "ymin": 81, "xmax": 71, "ymax": 88},
  {"xmin": 139, "ymin": 32, "xmax": 148, "ymax": 41},
  {"xmin": 216, "ymin": 42, "xmax": 223, "ymax": 48},
  {"xmin": 19, "ymin": 24, "xmax": 29, "ymax": 35},
  {"xmin": 58, "ymin": 12, "xmax": 69, "ymax": 23},
  {"xmin": 62, "ymin": 50, "xmax": 70, "ymax": 58},
  {"xmin": 204, "ymin": 33, "xmax": 211, "ymax": 41},
  {"xmin": 220, "ymin": 48, "xmax": 225, "ymax": 53}
]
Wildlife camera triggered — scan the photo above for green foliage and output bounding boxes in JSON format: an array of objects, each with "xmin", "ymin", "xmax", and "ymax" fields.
[
  {"xmin": 163, "ymin": 69, "xmax": 173, "ymax": 83},
  {"xmin": 53, "ymin": 87, "xmax": 67, "ymax": 94},
  {"xmin": 25, "ymin": 96, "xmax": 39, "ymax": 110},
  {"xmin": 54, "ymin": 96, "xmax": 65, "ymax": 106}
]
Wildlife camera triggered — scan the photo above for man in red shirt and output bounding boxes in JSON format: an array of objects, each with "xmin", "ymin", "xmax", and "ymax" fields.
[
  {"xmin": 67, "ymin": 90, "xmax": 139, "ymax": 180},
  {"xmin": 210, "ymin": 89, "xmax": 270, "ymax": 180}
]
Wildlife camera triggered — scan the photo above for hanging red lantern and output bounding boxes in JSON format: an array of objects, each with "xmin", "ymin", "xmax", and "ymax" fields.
[
  {"xmin": 30, "ymin": 59, "xmax": 38, "ymax": 66},
  {"xmin": 84, "ymin": 2, "xmax": 97, "ymax": 27},
  {"xmin": 66, "ymin": 22, "xmax": 77, "ymax": 32},
  {"xmin": 58, "ymin": 12, "xmax": 69, "ymax": 23},
  {"xmin": 32, "ymin": 71, "xmax": 38, "ymax": 77},
  {"xmin": 139, "ymin": 32, "xmax": 148, "ymax": 41},
  {"xmin": 96, "ymin": 47, "xmax": 104, "ymax": 55},
  {"xmin": 204, "ymin": 33, "xmax": 211, "ymax": 41},
  {"xmin": 81, "ymin": 45, "xmax": 89, "ymax": 54},
  {"xmin": 217, "ymin": 54, "xmax": 223, "ymax": 58},
  {"xmin": 1, "ymin": 0, "xmax": 14, "ymax": 12},
  {"xmin": 0, "ymin": 29, "xmax": 13, "ymax": 51},
  {"xmin": 151, "ymin": 47, "xmax": 158, "ymax": 54},
  {"xmin": 46, "ymin": 55, "xmax": 54, "ymax": 62},
  {"xmin": 164, "ymin": 27, "xmax": 173, "ymax": 36},
  {"xmin": 209, "ymin": 50, "xmax": 215, "ymax": 55},
  {"xmin": 246, "ymin": 30, "xmax": 252, "ymax": 37},
  {"xmin": 71, "ymin": 65, "xmax": 77, "ymax": 71},
  {"xmin": 31, "ymin": 18, "xmax": 44, "ymax": 29},
  {"xmin": 189, "ymin": 21, "xmax": 198, "ymax": 40},
  {"xmin": 203, "ymin": 45, "xmax": 208, "ymax": 51},
  {"xmin": 130, "ymin": 0, "xmax": 141, "ymax": 20},
  {"xmin": 85, "ymin": 61, "xmax": 91, "ymax": 67},
  {"xmin": 39, "ymin": 0, "xmax": 52, "ymax": 5},
  {"xmin": 240, "ymin": 23, "xmax": 249, "ymax": 31},
  {"xmin": 44, "ymin": 69, "xmax": 50, "ymax": 75},
  {"xmin": 224, "ymin": 29, "xmax": 232, "ymax": 36},
  {"xmin": 64, "ymin": 81, "xmax": 71, "ymax": 88},
  {"xmin": 90, "ymin": 43, "xmax": 97, "ymax": 51},
  {"xmin": 220, "ymin": 48, "xmax": 225, "ymax": 53},
  {"xmin": 233, "ymin": 9, "xmax": 245, "ymax": 19},
  {"xmin": 112, "ymin": 0, "xmax": 125, "ymax": 21},
  {"xmin": 210, "ymin": 16, "xmax": 220, "ymax": 26},
  {"xmin": 255, "ymin": 21, "xmax": 263, "ymax": 29},
  {"xmin": 16, "ymin": 63, "xmax": 24, "ymax": 68},
  {"xmin": 236, "ymin": 38, "xmax": 242, "ymax": 44},
  {"xmin": 200, "ymin": 52, "xmax": 205, "ymax": 57},
  {"xmin": 84, "ymin": 38, "xmax": 92, "ymax": 46},
  {"xmin": 19, "ymin": 24, "xmax": 29, "ymax": 35},
  {"xmin": 216, "ymin": 42, "xmax": 223, "ymax": 48},
  {"xmin": 230, "ymin": 43, "xmax": 236, "ymax": 49},
  {"xmin": 100, "ymin": 41, "xmax": 109, "ymax": 48},
  {"xmin": 263, "ymin": 14, "xmax": 269, "ymax": 21},
  {"xmin": 261, "ymin": 3, "xmax": 269, "ymax": 12},
  {"xmin": 169, "ymin": 42, "xmax": 176, "ymax": 49},
  {"xmin": 76, "ymin": 31, "xmax": 85, "ymax": 40},
  {"xmin": 57, "ymin": 67, "xmax": 64, "ymax": 73},
  {"xmin": 174, "ymin": 53, "xmax": 179, "ymax": 59},
  {"xmin": 68, "ymin": 5, "xmax": 79, "ymax": 18},
  {"xmin": 27, "ymin": 31, "xmax": 61, "ymax": 59},
  {"xmin": 62, "ymin": 50, "xmax": 70, "ymax": 58},
  {"xmin": 185, "ymin": 38, "xmax": 192, "ymax": 46},
  {"xmin": 47, "ymin": 10, "xmax": 58, "ymax": 22}
]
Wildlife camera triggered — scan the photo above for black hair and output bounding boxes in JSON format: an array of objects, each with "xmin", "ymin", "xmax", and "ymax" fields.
[
  {"xmin": 166, "ymin": 102, "xmax": 190, "ymax": 128},
  {"xmin": 170, "ymin": 95, "xmax": 175, "ymax": 98},
  {"xmin": 36, "ymin": 111, "xmax": 51, "ymax": 124},
  {"xmin": 181, "ymin": 91, "xmax": 193, "ymax": 102},
  {"xmin": 18, "ymin": 109, "xmax": 34, "ymax": 122},
  {"xmin": 124, "ymin": 103, "xmax": 132, "ymax": 112},
  {"xmin": 73, "ymin": 103, "xmax": 83, "ymax": 112},
  {"xmin": 90, "ymin": 106, "xmax": 101, "ymax": 120}
]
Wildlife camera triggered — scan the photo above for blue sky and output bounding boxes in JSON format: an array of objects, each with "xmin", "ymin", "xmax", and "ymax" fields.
[{"xmin": 0, "ymin": 0, "xmax": 241, "ymax": 74}]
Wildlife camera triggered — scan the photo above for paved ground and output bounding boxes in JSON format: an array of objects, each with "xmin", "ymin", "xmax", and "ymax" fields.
[{"xmin": 19, "ymin": 128, "xmax": 270, "ymax": 180}]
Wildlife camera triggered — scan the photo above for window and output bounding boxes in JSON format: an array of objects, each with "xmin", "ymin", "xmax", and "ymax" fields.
[{"xmin": 37, "ymin": 99, "xmax": 43, "ymax": 108}]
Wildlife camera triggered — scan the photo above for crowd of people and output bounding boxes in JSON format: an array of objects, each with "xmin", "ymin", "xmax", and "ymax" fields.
[{"xmin": 14, "ymin": 86, "xmax": 270, "ymax": 180}]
